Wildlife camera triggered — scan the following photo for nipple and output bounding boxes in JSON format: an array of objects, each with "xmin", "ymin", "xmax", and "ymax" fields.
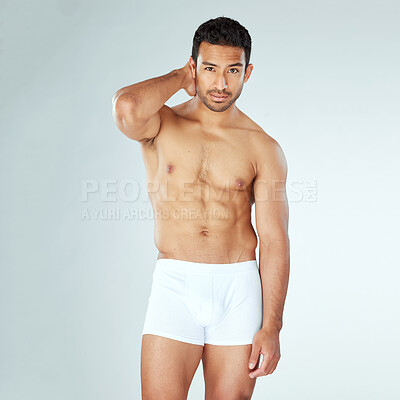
[
  {"xmin": 166, "ymin": 164, "xmax": 174, "ymax": 173},
  {"xmin": 235, "ymin": 178, "xmax": 245, "ymax": 188}
]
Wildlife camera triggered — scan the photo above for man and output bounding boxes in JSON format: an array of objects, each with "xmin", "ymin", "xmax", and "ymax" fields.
[{"xmin": 112, "ymin": 16, "xmax": 290, "ymax": 400}]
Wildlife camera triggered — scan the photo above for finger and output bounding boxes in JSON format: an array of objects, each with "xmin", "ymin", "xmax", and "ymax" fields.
[
  {"xmin": 249, "ymin": 353, "xmax": 271, "ymax": 378},
  {"xmin": 248, "ymin": 345, "xmax": 262, "ymax": 370},
  {"xmin": 264, "ymin": 355, "xmax": 280, "ymax": 375},
  {"xmin": 249, "ymin": 352, "xmax": 261, "ymax": 373},
  {"xmin": 264, "ymin": 361, "xmax": 277, "ymax": 375}
]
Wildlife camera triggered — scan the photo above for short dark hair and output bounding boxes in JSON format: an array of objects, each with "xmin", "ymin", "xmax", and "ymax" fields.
[{"xmin": 191, "ymin": 17, "xmax": 252, "ymax": 71}]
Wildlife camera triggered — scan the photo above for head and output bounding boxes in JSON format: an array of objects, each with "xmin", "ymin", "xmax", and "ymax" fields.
[{"xmin": 190, "ymin": 16, "xmax": 253, "ymax": 112}]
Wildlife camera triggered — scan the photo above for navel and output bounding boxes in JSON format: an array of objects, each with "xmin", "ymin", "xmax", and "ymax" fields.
[{"xmin": 200, "ymin": 227, "xmax": 209, "ymax": 236}]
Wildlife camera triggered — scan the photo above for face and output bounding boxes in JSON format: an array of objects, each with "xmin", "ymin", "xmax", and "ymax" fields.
[{"xmin": 191, "ymin": 42, "xmax": 253, "ymax": 112}]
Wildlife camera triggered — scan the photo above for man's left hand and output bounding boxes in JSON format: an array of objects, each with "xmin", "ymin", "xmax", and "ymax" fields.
[{"xmin": 248, "ymin": 327, "xmax": 281, "ymax": 378}]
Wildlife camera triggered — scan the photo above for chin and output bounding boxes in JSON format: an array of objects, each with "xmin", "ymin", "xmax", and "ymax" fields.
[{"xmin": 206, "ymin": 102, "xmax": 233, "ymax": 112}]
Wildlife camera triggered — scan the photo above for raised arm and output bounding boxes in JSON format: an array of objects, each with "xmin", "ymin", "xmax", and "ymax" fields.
[{"xmin": 111, "ymin": 61, "xmax": 195, "ymax": 143}]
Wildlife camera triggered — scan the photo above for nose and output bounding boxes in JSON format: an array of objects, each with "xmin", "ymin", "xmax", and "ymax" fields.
[{"xmin": 213, "ymin": 73, "xmax": 228, "ymax": 91}]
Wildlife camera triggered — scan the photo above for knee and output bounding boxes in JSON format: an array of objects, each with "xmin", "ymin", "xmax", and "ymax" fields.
[
  {"xmin": 142, "ymin": 389, "xmax": 187, "ymax": 400},
  {"xmin": 207, "ymin": 389, "xmax": 254, "ymax": 400}
]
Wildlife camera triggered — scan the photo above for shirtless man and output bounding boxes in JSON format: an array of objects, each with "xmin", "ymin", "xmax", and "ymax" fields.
[{"xmin": 112, "ymin": 17, "xmax": 290, "ymax": 400}]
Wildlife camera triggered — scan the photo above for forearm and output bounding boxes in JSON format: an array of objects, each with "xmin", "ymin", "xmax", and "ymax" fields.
[
  {"xmin": 114, "ymin": 68, "xmax": 186, "ymax": 120},
  {"xmin": 259, "ymin": 238, "xmax": 290, "ymax": 333}
]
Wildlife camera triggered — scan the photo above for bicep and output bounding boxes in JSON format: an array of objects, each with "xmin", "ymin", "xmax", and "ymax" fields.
[
  {"xmin": 254, "ymin": 141, "xmax": 289, "ymax": 243},
  {"xmin": 112, "ymin": 93, "xmax": 165, "ymax": 142}
]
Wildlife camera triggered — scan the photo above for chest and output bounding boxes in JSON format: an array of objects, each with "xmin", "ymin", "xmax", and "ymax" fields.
[{"xmin": 141, "ymin": 125, "xmax": 256, "ymax": 194}]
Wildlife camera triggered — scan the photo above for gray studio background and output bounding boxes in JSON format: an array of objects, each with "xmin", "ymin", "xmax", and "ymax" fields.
[{"xmin": 1, "ymin": 0, "xmax": 399, "ymax": 399}]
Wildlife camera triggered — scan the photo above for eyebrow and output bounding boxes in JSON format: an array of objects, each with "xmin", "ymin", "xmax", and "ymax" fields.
[{"xmin": 201, "ymin": 61, "xmax": 243, "ymax": 68}]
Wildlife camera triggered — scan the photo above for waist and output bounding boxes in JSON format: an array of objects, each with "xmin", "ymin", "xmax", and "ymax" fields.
[{"xmin": 155, "ymin": 257, "xmax": 258, "ymax": 274}]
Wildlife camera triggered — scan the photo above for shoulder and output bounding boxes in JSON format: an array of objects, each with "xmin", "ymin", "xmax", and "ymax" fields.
[
  {"xmin": 137, "ymin": 104, "xmax": 177, "ymax": 150},
  {"xmin": 159, "ymin": 103, "xmax": 179, "ymax": 121},
  {"xmin": 248, "ymin": 126, "xmax": 288, "ymax": 179},
  {"xmin": 158, "ymin": 101, "xmax": 193, "ymax": 125},
  {"xmin": 155, "ymin": 101, "xmax": 190, "ymax": 124},
  {"xmin": 237, "ymin": 111, "xmax": 279, "ymax": 149},
  {"xmin": 234, "ymin": 110, "xmax": 287, "ymax": 177}
]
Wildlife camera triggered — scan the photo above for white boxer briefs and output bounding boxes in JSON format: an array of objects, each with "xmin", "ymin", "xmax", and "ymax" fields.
[{"xmin": 142, "ymin": 258, "xmax": 263, "ymax": 346}]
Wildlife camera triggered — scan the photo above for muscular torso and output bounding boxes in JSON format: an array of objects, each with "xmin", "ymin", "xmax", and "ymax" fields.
[{"xmin": 140, "ymin": 101, "xmax": 264, "ymax": 263}]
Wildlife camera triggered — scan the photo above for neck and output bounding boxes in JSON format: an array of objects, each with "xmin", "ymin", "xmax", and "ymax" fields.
[{"xmin": 187, "ymin": 95, "xmax": 240, "ymax": 129}]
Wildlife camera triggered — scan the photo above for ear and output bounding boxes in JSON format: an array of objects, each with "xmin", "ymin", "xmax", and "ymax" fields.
[
  {"xmin": 189, "ymin": 56, "xmax": 196, "ymax": 78},
  {"xmin": 243, "ymin": 64, "xmax": 254, "ymax": 83}
]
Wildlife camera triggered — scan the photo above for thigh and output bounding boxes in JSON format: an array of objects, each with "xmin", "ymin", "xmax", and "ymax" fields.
[
  {"xmin": 141, "ymin": 334, "xmax": 204, "ymax": 400},
  {"xmin": 142, "ymin": 265, "xmax": 205, "ymax": 346},
  {"xmin": 205, "ymin": 267, "xmax": 262, "ymax": 346},
  {"xmin": 202, "ymin": 343, "xmax": 258, "ymax": 400}
]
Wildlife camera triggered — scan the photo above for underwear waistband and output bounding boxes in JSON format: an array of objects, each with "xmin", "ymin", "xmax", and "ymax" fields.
[{"xmin": 155, "ymin": 257, "xmax": 258, "ymax": 274}]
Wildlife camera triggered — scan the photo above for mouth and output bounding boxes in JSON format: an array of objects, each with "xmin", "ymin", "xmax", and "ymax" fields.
[{"xmin": 210, "ymin": 93, "xmax": 228, "ymax": 102}]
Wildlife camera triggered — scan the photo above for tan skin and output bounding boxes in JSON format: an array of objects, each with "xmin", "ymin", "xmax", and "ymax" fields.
[{"xmin": 113, "ymin": 42, "xmax": 290, "ymax": 399}]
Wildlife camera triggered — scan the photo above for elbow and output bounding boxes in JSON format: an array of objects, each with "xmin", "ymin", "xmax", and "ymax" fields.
[
  {"xmin": 258, "ymin": 232, "xmax": 289, "ymax": 248},
  {"xmin": 112, "ymin": 92, "xmax": 143, "ymax": 135},
  {"xmin": 112, "ymin": 92, "xmax": 141, "ymax": 119},
  {"xmin": 111, "ymin": 92, "xmax": 151, "ymax": 142}
]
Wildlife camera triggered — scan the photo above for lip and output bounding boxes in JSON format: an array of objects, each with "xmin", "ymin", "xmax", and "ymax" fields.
[{"xmin": 210, "ymin": 94, "xmax": 228, "ymax": 102}]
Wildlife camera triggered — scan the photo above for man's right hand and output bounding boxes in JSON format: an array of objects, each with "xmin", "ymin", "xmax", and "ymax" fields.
[{"xmin": 181, "ymin": 60, "xmax": 196, "ymax": 97}]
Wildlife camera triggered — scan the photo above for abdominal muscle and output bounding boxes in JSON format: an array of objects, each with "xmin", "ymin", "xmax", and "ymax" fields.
[{"xmin": 152, "ymin": 194, "xmax": 258, "ymax": 264}]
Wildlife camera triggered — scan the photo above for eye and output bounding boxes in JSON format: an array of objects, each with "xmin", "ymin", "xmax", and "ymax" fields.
[
  {"xmin": 205, "ymin": 67, "xmax": 215, "ymax": 72},
  {"xmin": 229, "ymin": 68, "xmax": 239, "ymax": 74}
]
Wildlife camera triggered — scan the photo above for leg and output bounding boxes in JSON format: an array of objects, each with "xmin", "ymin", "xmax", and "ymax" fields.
[
  {"xmin": 202, "ymin": 343, "xmax": 258, "ymax": 400},
  {"xmin": 140, "ymin": 260, "xmax": 206, "ymax": 398},
  {"xmin": 202, "ymin": 264, "xmax": 263, "ymax": 399},
  {"xmin": 141, "ymin": 334, "xmax": 204, "ymax": 400}
]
